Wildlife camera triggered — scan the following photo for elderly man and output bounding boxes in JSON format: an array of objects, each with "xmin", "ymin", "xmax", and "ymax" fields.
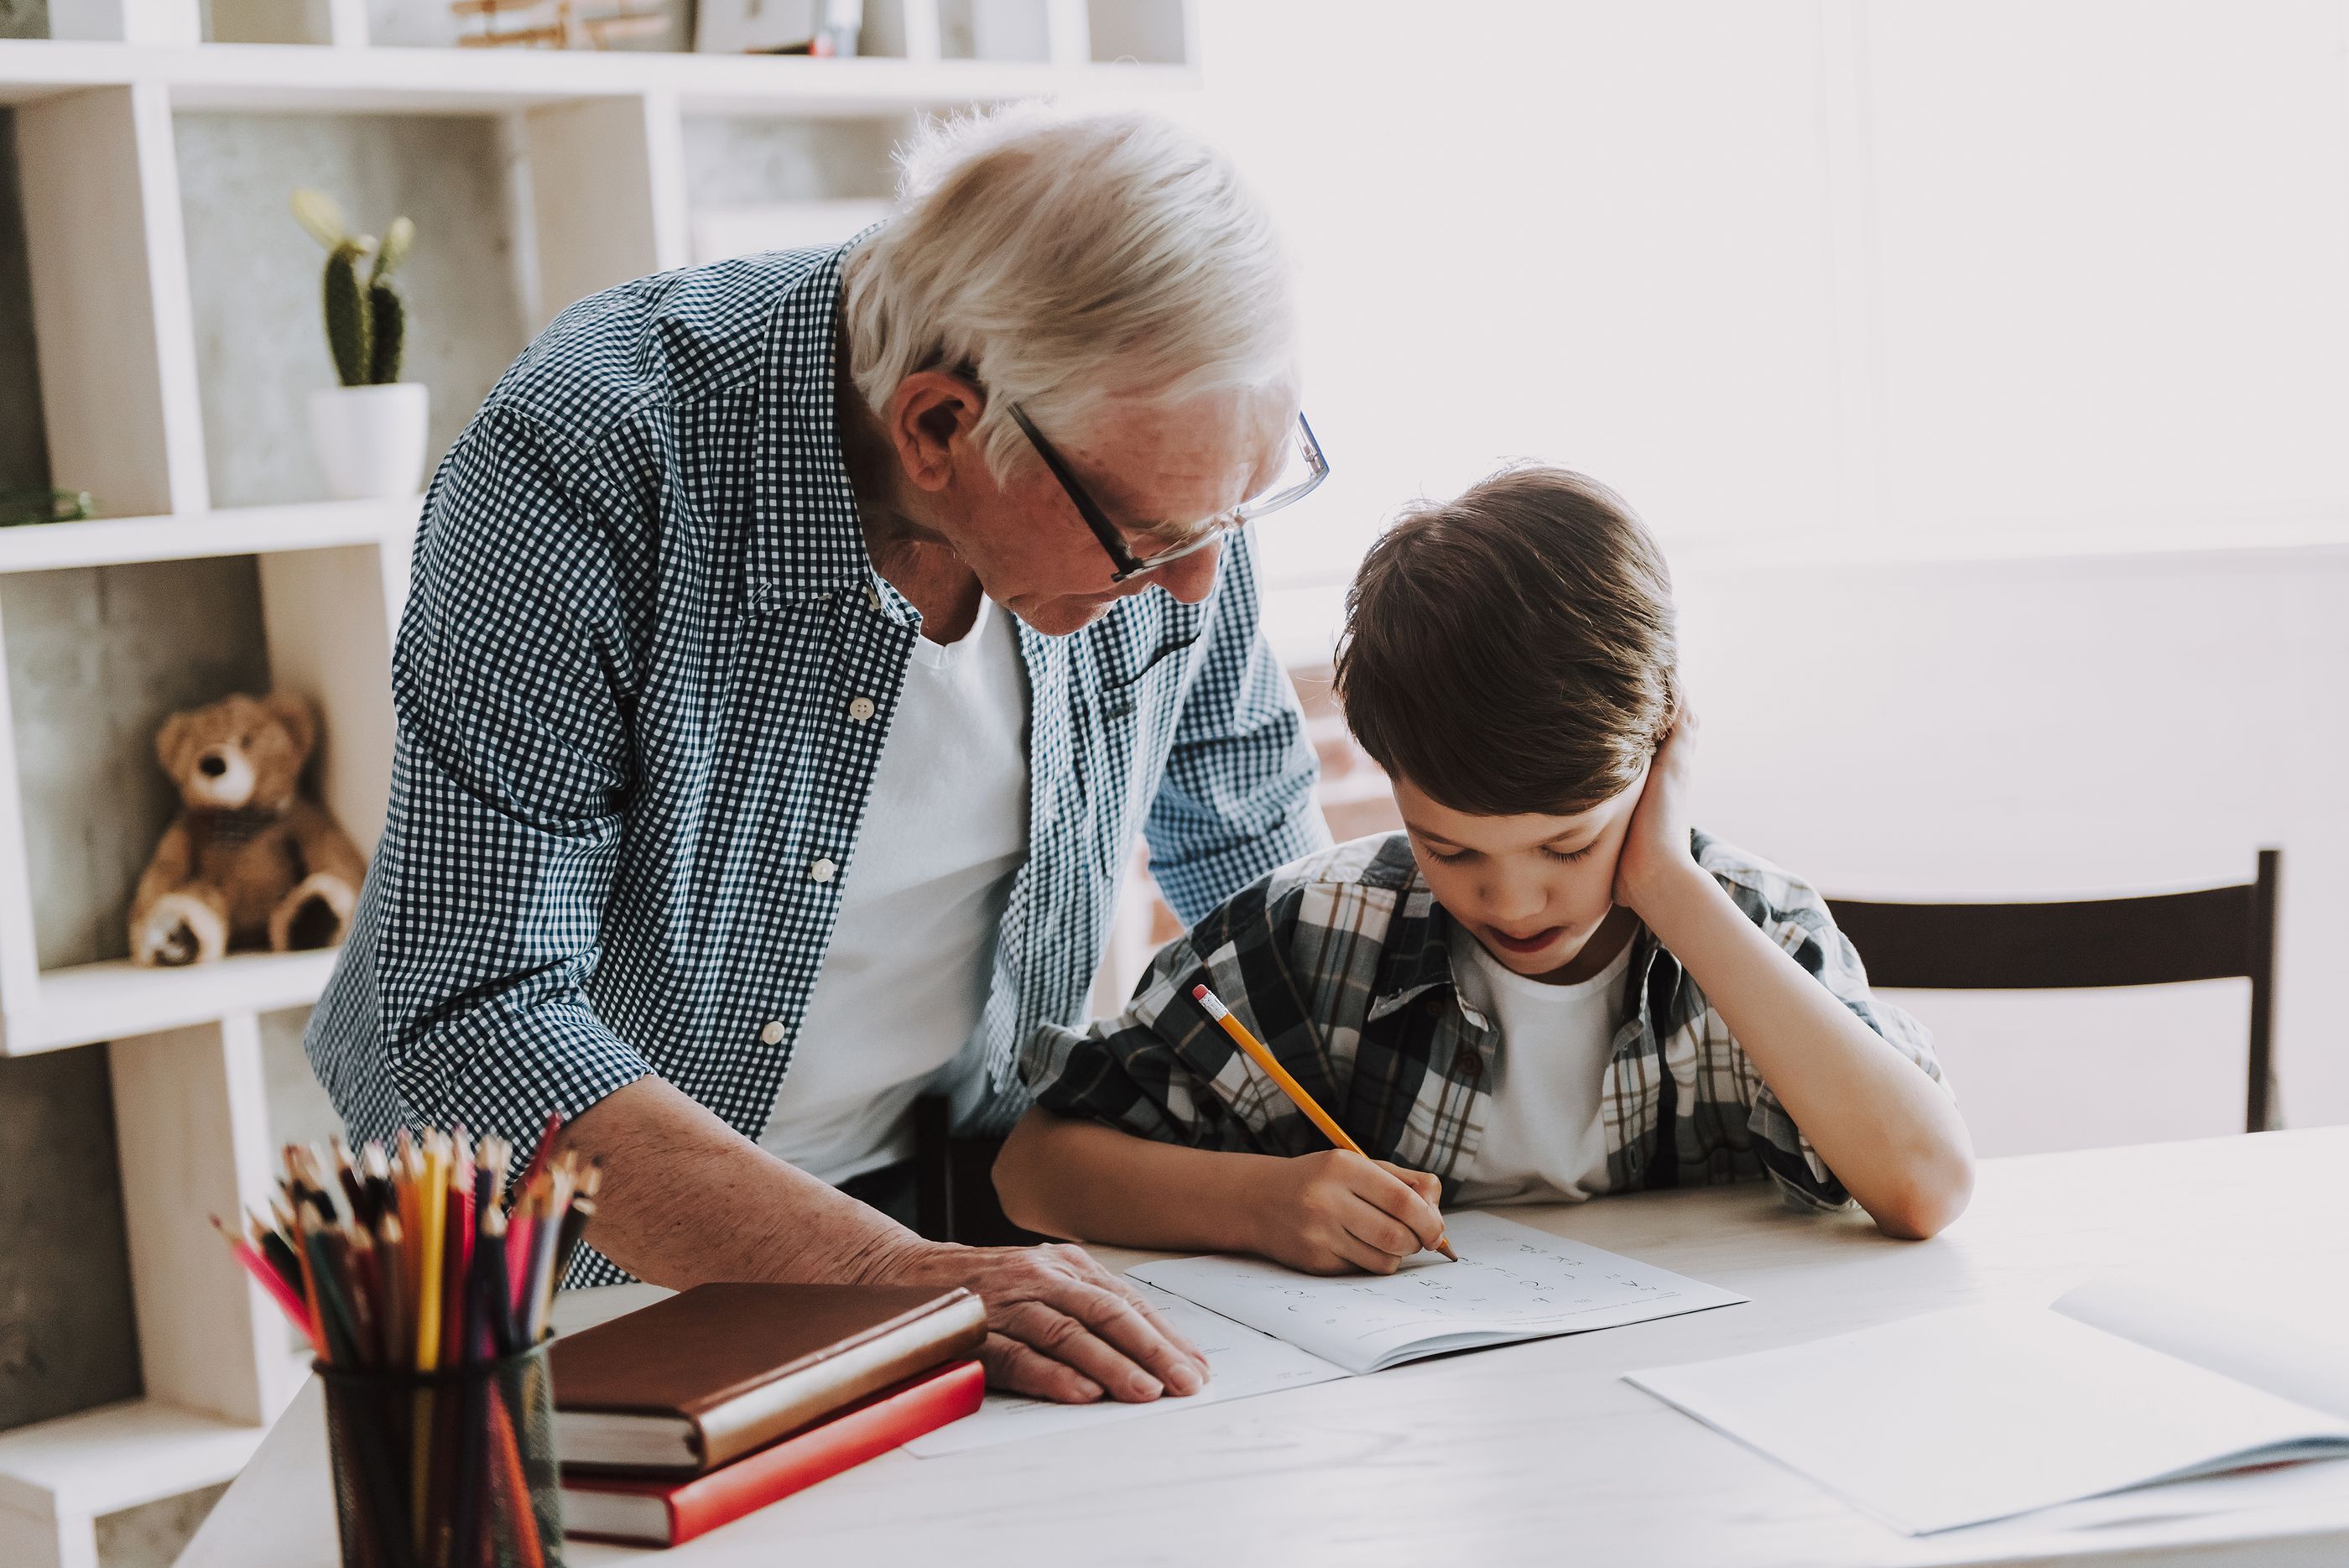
[{"xmin": 305, "ymin": 108, "xmax": 1329, "ymax": 1404}]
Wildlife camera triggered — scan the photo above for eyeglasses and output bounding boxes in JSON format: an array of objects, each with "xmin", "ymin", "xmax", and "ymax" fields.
[{"xmin": 1008, "ymin": 404, "xmax": 1329, "ymax": 584}]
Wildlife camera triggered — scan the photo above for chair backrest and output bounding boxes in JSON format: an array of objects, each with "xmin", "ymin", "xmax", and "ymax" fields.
[
  {"xmin": 1826, "ymin": 849, "xmax": 2280, "ymax": 1133},
  {"xmin": 910, "ymin": 1095, "xmax": 1045, "ymax": 1247}
]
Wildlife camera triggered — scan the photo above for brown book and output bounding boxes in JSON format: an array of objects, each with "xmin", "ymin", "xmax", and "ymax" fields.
[{"xmin": 550, "ymin": 1283, "xmax": 988, "ymax": 1473}]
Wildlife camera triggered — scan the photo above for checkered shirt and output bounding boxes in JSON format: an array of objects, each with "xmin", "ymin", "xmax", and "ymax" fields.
[
  {"xmin": 305, "ymin": 242, "xmax": 1328, "ymax": 1284},
  {"xmin": 1021, "ymin": 830, "xmax": 1947, "ymax": 1209}
]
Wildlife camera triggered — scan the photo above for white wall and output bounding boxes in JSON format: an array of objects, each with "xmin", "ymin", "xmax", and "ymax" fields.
[{"xmin": 1174, "ymin": 1, "xmax": 2349, "ymax": 1145}]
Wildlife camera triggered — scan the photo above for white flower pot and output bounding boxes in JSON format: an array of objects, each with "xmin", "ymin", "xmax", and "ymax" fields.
[{"xmin": 308, "ymin": 383, "xmax": 430, "ymax": 501}]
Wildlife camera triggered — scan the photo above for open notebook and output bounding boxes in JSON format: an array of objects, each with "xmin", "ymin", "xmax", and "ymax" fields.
[
  {"xmin": 1626, "ymin": 1264, "xmax": 2349, "ymax": 1535},
  {"xmin": 1129, "ymin": 1209, "xmax": 1747, "ymax": 1373},
  {"xmin": 911, "ymin": 1211, "xmax": 1743, "ymax": 1456}
]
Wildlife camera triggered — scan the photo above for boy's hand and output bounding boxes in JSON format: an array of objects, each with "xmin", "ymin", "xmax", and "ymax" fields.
[
  {"xmin": 1247, "ymin": 1150, "xmax": 1449, "ymax": 1275},
  {"xmin": 1613, "ymin": 707, "xmax": 1705, "ymax": 919}
]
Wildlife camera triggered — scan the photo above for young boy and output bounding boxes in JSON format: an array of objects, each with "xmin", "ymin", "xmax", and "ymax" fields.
[{"xmin": 994, "ymin": 466, "xmax": 1973, "ymax": 1274}]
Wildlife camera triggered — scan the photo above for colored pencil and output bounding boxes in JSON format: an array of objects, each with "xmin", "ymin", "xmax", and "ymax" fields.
[
  {"xmin": 216, "ymin": 1125, "xmax": 602, "ymax": 1369},
  {"xmin": 1192, "ymin": 982, "xmax": 1459, "ymax": 1262},
  {"xmin": 212, "ymin": 1216, "xmax": 325, "ymax": 1358}
]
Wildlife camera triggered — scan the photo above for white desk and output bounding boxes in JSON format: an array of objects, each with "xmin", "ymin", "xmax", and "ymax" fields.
[{"xmin": 177, "ymin": 1129, "xmax": 2349, "ymax": 1567}]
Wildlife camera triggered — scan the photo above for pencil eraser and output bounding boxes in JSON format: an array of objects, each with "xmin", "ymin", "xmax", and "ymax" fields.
[{"xmin": 1191, "ymin": 984, "xmax": 1209, "ymax": 1001}]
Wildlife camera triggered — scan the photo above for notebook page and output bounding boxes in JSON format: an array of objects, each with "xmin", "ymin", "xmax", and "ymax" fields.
[
  {"xmin": 1128, "ymin": 1211, "xmax": 1746, "ymax": 1374},
  {"xmin": 2053, "ymin": 1259, "xmax": 2349, "ymax": 1420},
  {"xmin": 1625, "ymin": 1304, "xmax": 2349, "ymax": 1535},
  {"xmin": 904, "ymin": 1281, "xmax": 1346, "ymax": 1456}
]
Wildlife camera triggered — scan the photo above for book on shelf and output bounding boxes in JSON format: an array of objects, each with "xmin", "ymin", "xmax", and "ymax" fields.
[{"xmin": 549, "ymin": 1281, "xmax": 987, "ymax": 1472}]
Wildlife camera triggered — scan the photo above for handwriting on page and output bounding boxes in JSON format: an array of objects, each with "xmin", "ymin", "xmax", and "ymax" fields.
[
  {"xmin": 1250, "ymin": 1230, "xmax": 1680, "ymax": 1339},
  {"xmin": 1129, "ymin": 1211, "xmax": 1747, "ymax": 1373}
]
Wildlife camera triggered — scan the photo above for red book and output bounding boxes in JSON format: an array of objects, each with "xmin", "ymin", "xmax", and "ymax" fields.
[{"xmin": 560, "ymin": 1359, "xmax": 985, "ymax": 1547}]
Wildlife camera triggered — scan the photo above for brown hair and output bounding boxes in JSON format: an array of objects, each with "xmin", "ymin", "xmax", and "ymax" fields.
[{"xmin": 1334, "ymin": 465, "xmax": 1678, "ymax": 818}]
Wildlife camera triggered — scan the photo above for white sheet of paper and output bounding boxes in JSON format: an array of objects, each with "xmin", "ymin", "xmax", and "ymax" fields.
[
  {"xmin": 1625, "ymin": 1304, "xmax": 2349, "ymax": 1535},
  {"xmin": 1128, "ymin": 1210, "xmax": 1747, "ymax": 1375},
  {"xmin": 2053, "ymin": 1259, "xmax": 2349, "ymax": 1421},
  {"xmin": 904, "ymin": 1281, "xmax": 1348, "ymax": 1456}
]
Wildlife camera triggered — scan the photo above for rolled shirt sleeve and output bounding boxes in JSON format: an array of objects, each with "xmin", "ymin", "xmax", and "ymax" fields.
[
  {"xmin": 1142, "ymin": 530, "xmax": 1331, "ymax": 926},
  {"xmin": 1020, "ymin": 925, "xmax": 1260, "ymax": 1152},
  {"xmin": 369, "ymin": 405, "xmax": 652, "ymax": 1139}
]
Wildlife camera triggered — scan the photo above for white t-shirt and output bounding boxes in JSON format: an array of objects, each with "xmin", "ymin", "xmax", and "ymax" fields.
[
  {"xmin": 758, "ymin": 592, "xmax": 1030, "ymax": 1184},
  {"xmin": 1449, "ymin": 924, "xmax": 1635, "ymax": 1206}
]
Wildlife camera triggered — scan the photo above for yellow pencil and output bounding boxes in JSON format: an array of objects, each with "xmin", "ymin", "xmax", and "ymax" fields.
[
  {"xmin": 410, "ymin": 1135, "xmax": 447, "ymax": 1554},
  {"xmin": 1191, "ymin": 983, "xmax": 1458, "ymax": 1262},
  {"xmin": 414, "ymin": 1134, "xmax": 446, "ymax": 1373}
]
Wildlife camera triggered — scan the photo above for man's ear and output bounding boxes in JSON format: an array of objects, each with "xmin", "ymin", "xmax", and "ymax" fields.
[{"xmin": 883, "ymin": 370, "xmax": 985, "ymax": 493}]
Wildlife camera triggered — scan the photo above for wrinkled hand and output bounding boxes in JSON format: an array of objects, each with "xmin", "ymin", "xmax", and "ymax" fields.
[
  {"xmin": 1612, "ymin": 707, "xmax": 1701, "ymax": 919},
  {"xmin": 862, "ymin": 1239, "xmax": 1211, "ymax": 1404},
  {"xmin": 1247, "ymin": 1149, "xmax": 1449, "ymax": 1276}
]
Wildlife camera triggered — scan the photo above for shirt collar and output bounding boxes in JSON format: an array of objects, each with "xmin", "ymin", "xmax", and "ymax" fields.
[
  {"xmin": 749, "ymin": 238, "xmax": 878, "ymax": 605},
  {"xmin": 1361, "ymin": 836, "xmax": 1462, "ymax": 1023}
]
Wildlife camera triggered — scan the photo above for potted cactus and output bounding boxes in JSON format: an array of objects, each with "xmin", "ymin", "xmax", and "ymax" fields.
[{"xmin": 291, "ymin": 189, "xmax": 429, "ymax": 500}]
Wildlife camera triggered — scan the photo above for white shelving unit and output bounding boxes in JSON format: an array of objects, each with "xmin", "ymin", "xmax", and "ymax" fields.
[{"xmin": 0, "ymin": 6, "xmax": 1192, "ymax": 1565}]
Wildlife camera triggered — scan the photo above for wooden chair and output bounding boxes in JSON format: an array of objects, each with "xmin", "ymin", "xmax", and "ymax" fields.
[
  {"xmin": 911, "ymin": 1094, "xmax": 1047, "ymax": 1246},
  {"xmin": 1826, "ymin": 849, "xmax": 2281, "ymax": 1133}
]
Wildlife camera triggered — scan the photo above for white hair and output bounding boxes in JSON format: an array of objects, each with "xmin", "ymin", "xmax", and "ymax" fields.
[{"xmin": 840, "ymin": 104, "xmax": 1296, "ymax": 481}]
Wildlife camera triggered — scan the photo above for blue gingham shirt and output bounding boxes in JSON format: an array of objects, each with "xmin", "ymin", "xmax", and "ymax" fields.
[{"xmin": 305, "ymin": 242, "xmax": 1327, "ymax": 1283}]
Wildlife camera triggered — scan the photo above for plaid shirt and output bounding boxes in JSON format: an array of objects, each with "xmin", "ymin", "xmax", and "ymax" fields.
[
  {"xmin": 1022, "ymin": 831, "xmax": 1947, "ymax": 1209},
  {"xmin": 305, "ymin": 242, "xmax": 1327, "ymax": 1284}
]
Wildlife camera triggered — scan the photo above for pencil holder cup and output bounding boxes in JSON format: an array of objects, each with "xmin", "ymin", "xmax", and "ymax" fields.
[{"xmin": 318, "ymin": 1343, "xmax": 565, "ymax": 1568}]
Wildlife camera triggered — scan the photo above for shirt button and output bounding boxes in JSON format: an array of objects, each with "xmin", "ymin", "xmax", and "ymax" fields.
[
  {"xmin": 846, "ymin": 696, "xmax": 876, "ymax": 723},
  {"xmin": 759, "ymin": 1019, "xmax": 785, "ymax": 1046},
  {"xmin": 863, "ymin": 584, "xmax": 883, "ymax": 610},
  {"xmin": 810, "ymin": 857, "xmax": 838, "ymax": 883}
]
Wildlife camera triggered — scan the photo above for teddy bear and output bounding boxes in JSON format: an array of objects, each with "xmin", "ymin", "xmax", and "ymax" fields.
[{"xmin": 128, "ymin": 691, "xmax": 368, "ymax": 967}]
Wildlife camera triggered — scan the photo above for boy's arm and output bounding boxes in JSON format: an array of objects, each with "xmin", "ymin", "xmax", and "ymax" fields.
[
  {"xmin": 1615, "ymin": 715, "xmax": 1976, "ymax": 1241},
  {"xmin": 1006, "ymin": 859, "xmax": 1448, "ymax": 1274},
  {"xmin": 996, "ymin": 1110, "xmax": 1445, "ymax": 1276}
]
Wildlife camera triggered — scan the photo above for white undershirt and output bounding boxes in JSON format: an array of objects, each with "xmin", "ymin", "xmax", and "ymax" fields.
[
  {"xmin": 758, "ymin": 593, "xmax": 1030, "ymax": 1185},
  {"xmin": 1450, "ymin": 924, "xmax": 1635, "ymax": 1206}
]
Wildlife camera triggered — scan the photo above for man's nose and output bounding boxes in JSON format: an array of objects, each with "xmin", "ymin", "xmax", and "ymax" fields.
[{"xmin": 1152, "ymin": 540, "xmax": 1223, "ymax": 604}]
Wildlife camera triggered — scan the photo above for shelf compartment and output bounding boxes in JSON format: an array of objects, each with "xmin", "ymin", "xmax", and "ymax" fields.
[
  {"xmin": 0, "ymin": 515, "xmax": 404, "ymax": 1018},
  {"xmin": 174, "ymin": 106, "xmax": 525, "ymax": 511},
  {"xmin": 10, "ymin": 78, "xmax": 206, "ymax": 518}
]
